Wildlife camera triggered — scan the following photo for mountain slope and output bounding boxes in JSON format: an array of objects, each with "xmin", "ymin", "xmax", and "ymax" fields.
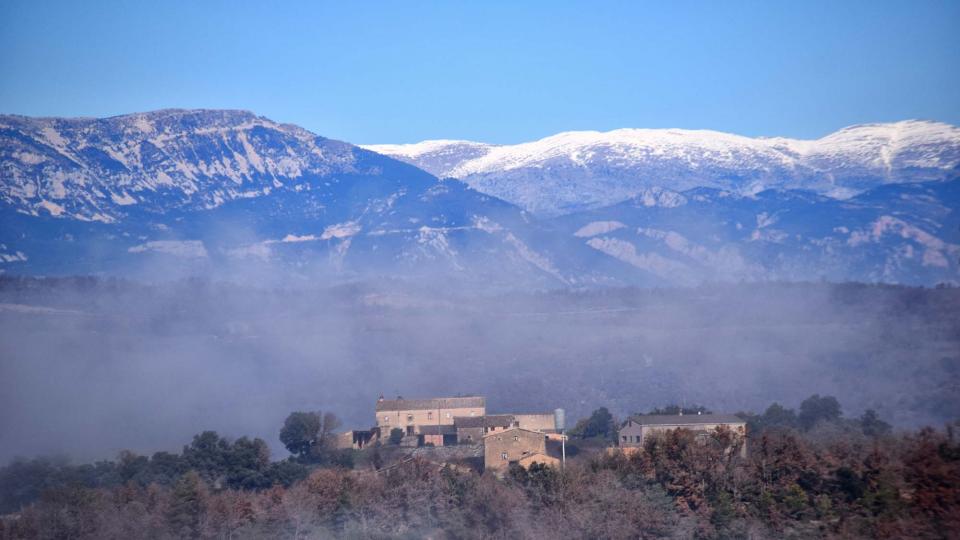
[
  {"xmin": 0, "ymin": 109, "xmax": 400, "ymax": 222},
  {"xmin": 1, "ymin": 110, "xmax": 958, "ymax": 287},
  {"xmin": 364, "ymin": 120, "xmax": 960, "ymax": 216},
  {"xmin": 551, "ymin": 180, "xmax": 960, "ymax": 286},
  {"xmin": 0, "ymin": 110, "xmax": 589, "ymax": 287}
]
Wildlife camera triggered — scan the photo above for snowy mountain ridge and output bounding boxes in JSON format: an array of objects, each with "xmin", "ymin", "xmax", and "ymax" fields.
[
  {"xmin": 364, "ymin": 120, "xmax": 960, "ymax": 215},
  {"xmin": 1, "ymin": 110, "xmax": 958, "ymax": 286},
  {"xmin": 0, "ymin": 109, "xmax": 371, "ymax": 222}
]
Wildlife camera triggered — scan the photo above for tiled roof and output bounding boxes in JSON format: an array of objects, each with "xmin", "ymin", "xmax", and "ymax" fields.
[
  {"xmin": 627, "ymin": 414, "xmax": 746, "ymax": 426},
  {"xmin": 454, "ymin": 414, "xmax": 516, "ymax": 428},
  {"xmin": 375, "ymin": 396, "xmax": 485, "ymax": 412},
  {"xmin": 419, "ymin": 424, "xmax": 458, "ymax": 435}
]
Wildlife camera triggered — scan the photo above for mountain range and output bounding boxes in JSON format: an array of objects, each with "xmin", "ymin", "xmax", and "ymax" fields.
[
  {"xmin": 365, "ymin": 121, "xmax": 960, "ymax": 216},
  {"xmin": 1, "ymin": 109, "xmax": 958, "ymax": 287}
]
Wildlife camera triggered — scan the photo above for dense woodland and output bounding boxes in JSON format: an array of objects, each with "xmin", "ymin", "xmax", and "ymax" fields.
[{"xmin": 2, "ymin": 396, "xmax": 959, "ymax": 539}]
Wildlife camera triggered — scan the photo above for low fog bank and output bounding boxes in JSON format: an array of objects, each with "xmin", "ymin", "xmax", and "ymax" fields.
[{"xmin": 1, "ymin": 276, "xmax": 958, "ymax": 464}]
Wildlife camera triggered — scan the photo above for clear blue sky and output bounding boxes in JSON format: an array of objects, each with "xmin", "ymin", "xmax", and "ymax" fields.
[{"xmin": 1, "ymin": 1, "xmax": 958, "ymax": 144}]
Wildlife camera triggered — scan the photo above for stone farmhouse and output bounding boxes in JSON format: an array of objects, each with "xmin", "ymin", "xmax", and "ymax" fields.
[
  {"xmin": 619, "ymin": 413, "xmax": 747, "ymax": 457},
  {"xmin": 348, "ymin": 394, "xmax": 564, "ymax": 472},
  {"xmin": 375, "ymin": 395, "xmax": 486, "ymax": 438}
]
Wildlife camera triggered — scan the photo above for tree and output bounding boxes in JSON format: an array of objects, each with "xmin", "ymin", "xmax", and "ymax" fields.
[
  {"xmin": 571, "ymin": 407, "xmax": 617, "ymax": 440},
  {"xmin": 647, "ymin": 404, "xmax": 712, "ymax": 416},
  {"xmin": 798, "ymin": 395, "xmax": 842, "ymax": 430},
  {"xmin": 166, "ymin": 471, "xmax": 208, "ymax": 538},
  {"xmin": 182, "ymin": 431, "xmax": 230, "ymax": 482},
  {"xmin": 759, "ymin": 403, "xmax": 798, "ymax": 430},
  {"xmin": 860, "ymin": 409, "xmax": 892, "ymax": 437},
  {"xmin": 279, "ymin": 411, "xmax": 342, "ymax": 462},
  {"xmin": 389, "ymin": 428, "xmax": 404, "ymax": 446},
  {"xmin": 224, "ymin": 437, "xmax": 272, "ymax": 490}
]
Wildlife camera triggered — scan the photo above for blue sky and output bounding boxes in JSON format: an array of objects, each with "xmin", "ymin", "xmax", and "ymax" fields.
[{"xmin": 1, "ymin": 1, "xmax": 957, "ymax": 144}]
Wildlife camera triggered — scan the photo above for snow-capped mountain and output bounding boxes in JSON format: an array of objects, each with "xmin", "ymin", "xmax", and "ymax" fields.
[
  {"xmin": 0, "ymin": 110, "xmax": 594, "ymax": 287},
  {"xmin": 0, "ymin": 109, "xmax": 375, "ymax": 222},
  {"xmin": 1, "ymin": 110, "xmax": 958, "ymax": 286},
  {"xmin": 364, "ymin": 120, "xmax": 960, "ymax": 216}
]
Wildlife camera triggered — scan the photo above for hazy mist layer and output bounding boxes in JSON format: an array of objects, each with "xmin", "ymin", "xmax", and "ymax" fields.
[{"xmin": 1, "ymin": 278, "xmax": 957, "ymax": 464}]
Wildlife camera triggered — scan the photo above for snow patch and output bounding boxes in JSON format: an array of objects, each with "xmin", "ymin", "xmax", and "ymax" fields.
[
  {"xmin": 586, "ymin": 237, "xmax": 693, "ymax": 284},
  {"xmin": 14, "ymin": 151, "xmax": 46, "ymax": 165},
  {"xmin": 128, "ymin": 240, "xmax": 208, "ymax": 258},
  {"xmin": 0, "ymin": 251, "xmax": 27, "ymax": 263},
  {"xmin": 321, "ymin": 222, "xmax": 361, "ymax": 240},
  {"xmin": 280, "ymin": 234, "xmax": 318, "ymax": 243},
  {"xmin": 847, "ymin": 215, "xmax": 960, "ymax": 268},
  {"xmin": 574, "ymin": 221, "xmax": 626, "ymax": 238},
  {"xmin": 111, "ymin": 192, "xmax": 137, "ymax": 205},
  {"xmin": 38, "ymin": 200, "xmax": 65, "ymax": 216}
]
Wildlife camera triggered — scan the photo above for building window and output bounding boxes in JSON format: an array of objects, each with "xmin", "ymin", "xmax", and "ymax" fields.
[
  {"xmin": 427, "ymin": 412, "xmax": 433, "ymax": 420},
  {"xmin": 513, "ymin": 435, "xmax": 519, "ymax": 441},
  {"xmin": 501, "ymin": 452, "xmax": 508, "ymax": 460},
  {"xmin": 383, "ymin": 416, "xmax": 389, "ymax": 423},
  {"xmin": 622, "ymin": 435, "xmax": 627, "ymax": 442},
  {"xmin": 407, "ymin": 414, "xmax": 414, "ymax": 423}
]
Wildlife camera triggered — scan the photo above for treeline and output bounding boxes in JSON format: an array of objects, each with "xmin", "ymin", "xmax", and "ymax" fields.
[
  {"xmin": 567, "ymin": 395, "xmax": 891, "ymax": 442},
  {"xmin": 0, "ymin": 410, "xmax": 357, "ymax": 516},
  {"xmin": 2, "ymin": 400, "xmax": 959, "ymax": 539}
]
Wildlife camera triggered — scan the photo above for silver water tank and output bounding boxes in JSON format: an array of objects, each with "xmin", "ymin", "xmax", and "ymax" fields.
[{"xmin": 554, "ymin": 408, "xmax": 565, "ymax": 431}]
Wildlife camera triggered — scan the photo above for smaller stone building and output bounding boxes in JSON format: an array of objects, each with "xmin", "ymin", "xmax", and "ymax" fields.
[
  {"xmin": 619, "ymin": 413, "xmax": 747, "ymax": 457},
  {"xmin": 455, "ymin": 414, "xmax": 517, "ymax": 444},
  {"xmin": 483, "ymin": 427, "xmax": 549, "ymax": 473},
  {"xmin": 335, "ymin": 429, "xmax": 379, "ymax": 450}
]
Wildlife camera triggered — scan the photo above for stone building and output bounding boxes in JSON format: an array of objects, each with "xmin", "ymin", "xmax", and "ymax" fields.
[
  {"xmin": 483, "ymin": 427, "xmax": 550, "ymax": 473},
  {"xmin": 335, "ymin": 429, "xmax": 379, "ymax": 450},
  {"xmin": 619, "ymin": 413, "xmax": 747, "ymax": 457},
  {"xmin": 375, "ymin": 395, "xmax": 486, "ymax": 437},
  {"xmin": 455, "ymin": 411, "xmax": 560, "ymax": 445},
  {"xmin": 455, "ymin": 414, "xmax": 517, "ymax": 444}
]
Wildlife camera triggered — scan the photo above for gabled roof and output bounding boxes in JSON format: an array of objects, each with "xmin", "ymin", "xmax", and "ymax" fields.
[
  {"xmin": 375, "ymin": 396, "xmax": 485, "ymax": 412},
  {"xmin": 627, "ymin": 414, "xmax": 746, "ymax": 426},
  {"xmin": 454, "ymin": 414, "xmax": 515, "ymax": 428},
  {"xmin": 482, "ymin": 426, "xmax": 543, "ymax": 439}
]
